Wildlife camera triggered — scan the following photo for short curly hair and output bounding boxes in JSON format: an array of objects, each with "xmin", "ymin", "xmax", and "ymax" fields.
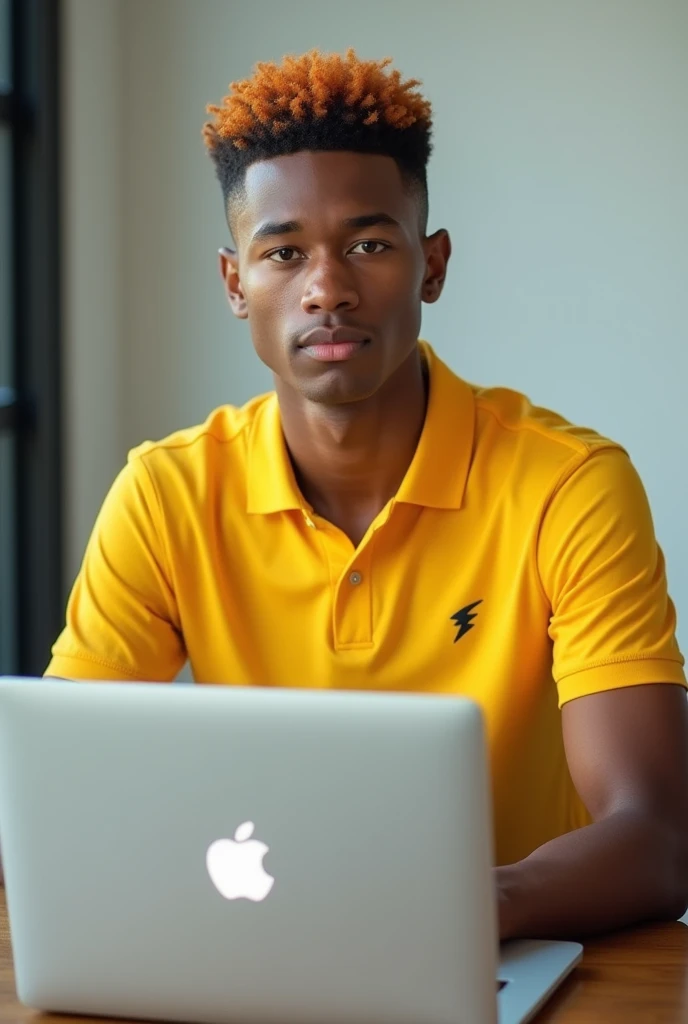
[{"xmin": 203, "ymin": 48, "xmax": 433, "ymax": 236}]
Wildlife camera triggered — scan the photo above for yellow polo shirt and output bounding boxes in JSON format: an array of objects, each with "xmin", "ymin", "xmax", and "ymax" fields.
[{"xmin": 47, "ymin": 342, "xmax": 686, "ymax": 864}]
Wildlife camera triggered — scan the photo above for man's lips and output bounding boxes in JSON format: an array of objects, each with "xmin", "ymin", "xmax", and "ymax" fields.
[{"xmin": 298, "ymin": 326, "xmax": 370, "ymax": 363}]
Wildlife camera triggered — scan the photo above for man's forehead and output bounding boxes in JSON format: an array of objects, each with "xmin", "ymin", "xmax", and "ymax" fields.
[{"xmin": 235, "ymin": 150, "xmax": 413, "ymax": 241}]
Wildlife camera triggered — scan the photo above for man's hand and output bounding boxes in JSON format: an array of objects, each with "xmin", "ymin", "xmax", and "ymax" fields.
[{"xmin": 495, "ymin": 683, "xmax": 688, "ymax": 941}]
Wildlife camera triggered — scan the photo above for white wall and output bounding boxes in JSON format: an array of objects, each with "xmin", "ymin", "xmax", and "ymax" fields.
[
  {"xmin": 61, "ymin": 0, "xmax": 123, "ymax": 587},
  {"xmin": 64, "ymin": 0, "xmax": 688, "ymax": 646}
]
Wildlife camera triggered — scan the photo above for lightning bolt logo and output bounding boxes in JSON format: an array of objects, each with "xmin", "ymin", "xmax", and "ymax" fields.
[{"xmin": 450, "ymin": 600, "xmax": 483, "ymax": 643}]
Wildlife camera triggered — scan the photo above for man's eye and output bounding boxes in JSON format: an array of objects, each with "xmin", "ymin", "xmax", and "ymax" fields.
[
  {"xmin": 349, "ymin": 241, "xmax": 389, "ymax": 255},
  {"xmin": 267, "ymin": 241, "xmax": 388, "ymax": 262},
  {"xmin": 267, "ymin": 248, "xmax": 303, "ymax": 263}
]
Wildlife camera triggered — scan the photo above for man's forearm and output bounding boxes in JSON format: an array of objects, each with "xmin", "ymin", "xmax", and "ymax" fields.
[{"xmin": 497, "ymin": 809, "xmax": 688, "ymax": 941}]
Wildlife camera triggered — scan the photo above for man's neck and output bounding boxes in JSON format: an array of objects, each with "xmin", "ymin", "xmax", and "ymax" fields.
[{"xmin": 276, "ymin": 349, "xmax": 428, "ymax": 547}]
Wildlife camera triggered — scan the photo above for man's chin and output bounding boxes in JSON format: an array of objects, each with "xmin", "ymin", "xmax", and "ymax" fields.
[{"xmin": 295, "ymin": 370, "xmax": 382, "ymax": 407}]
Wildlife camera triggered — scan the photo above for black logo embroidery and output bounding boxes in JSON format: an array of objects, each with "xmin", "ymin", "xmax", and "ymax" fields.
[{"xmin": 450, "ymin": 600, "xmax": 483, "ymax": 643}]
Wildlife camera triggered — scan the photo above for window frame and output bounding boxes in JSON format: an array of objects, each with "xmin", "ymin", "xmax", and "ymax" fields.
[{"xmin": 0, "ymin": 0, "xmax": 62, "ymax": 675}]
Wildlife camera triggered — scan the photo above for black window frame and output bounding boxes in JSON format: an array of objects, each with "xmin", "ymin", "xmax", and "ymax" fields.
[{"xmin": 0, "ymin": 0, "xmax": 62, "ymax": 676}]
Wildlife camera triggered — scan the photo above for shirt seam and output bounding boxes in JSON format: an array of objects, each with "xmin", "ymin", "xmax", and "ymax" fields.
[
  {"xmin": 556, "ymin": 652, "xmax": 685, "ymax": 684},
  {"xmin": 334, "ymin": 642, "xmax": 376, "ymax": 651},
  {"xmin": 530, "ymin": 445, "xmax": 624, "ymax": 610},
  {"xmin": 365, "ymin": 530, "xmax": 378, "ymax": 644},
  {"xmin": 50, "ymin": 650, "xmax": 145, "ymax": 679},
  {"xmin": 310, "ymin": 519, "xmax": 343, "ymax": 649},
  {"xmin": 135, "ymin": 453, "xmax": 180, "ymax": 623},
  {"xmin": 130, "ymin": 415, "xmax": 254, "ymax": 459},
  {"xmin": 476, "ymin": 397, "xmax": 624, "ymax": 458}
]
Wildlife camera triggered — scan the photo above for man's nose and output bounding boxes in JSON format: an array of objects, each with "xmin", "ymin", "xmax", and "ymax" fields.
[{"xmin": 301, "ymin": 256, "xmax": 359, "ymax": 314}]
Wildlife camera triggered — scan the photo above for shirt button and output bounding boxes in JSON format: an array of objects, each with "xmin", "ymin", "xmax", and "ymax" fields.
[{"xmin": 349, "ymin": 571, "xmax": 363, "ymax": 586}]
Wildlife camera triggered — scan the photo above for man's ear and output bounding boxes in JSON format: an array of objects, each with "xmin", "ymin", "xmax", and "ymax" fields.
[
  {"xmin": 421, "ymin": 228, "xmax": 451, "ymax": 304},
  {"xmin": 218, "ymin": 246, "xmax": 248, "ymax": 319}
]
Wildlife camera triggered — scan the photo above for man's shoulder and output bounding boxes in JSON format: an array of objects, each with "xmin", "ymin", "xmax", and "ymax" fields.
[
  {"xmin": 470, "ymin": 380, "xmax": 623, "ymax": 465},
  {"xmin": 427, "ymin": 345, "xmax": 622, "ymax": 471},
  {"xmin": 126, "ymin": 391, "xmax": 275, "ymax": 478}
]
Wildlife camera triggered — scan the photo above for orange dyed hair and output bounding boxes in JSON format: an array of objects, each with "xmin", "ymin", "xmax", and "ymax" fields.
[{"xmin": 203, "ymin": 48, "xmax": 433, "ymax": 229}]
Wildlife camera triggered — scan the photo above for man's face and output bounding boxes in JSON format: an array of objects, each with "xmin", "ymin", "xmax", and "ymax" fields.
[{"xmin": 220, "ymin": 150, "xmax": 450, "ymax": 405}]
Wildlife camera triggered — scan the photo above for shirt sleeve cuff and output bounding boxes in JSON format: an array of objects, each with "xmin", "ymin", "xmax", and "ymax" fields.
[
  {"xmin": 557, "ymin": 658, "xmax": 687, "ymax": 708},
  {"xmin": 43, "ymin": 653, "xmax": 150, "ymax": 681}
]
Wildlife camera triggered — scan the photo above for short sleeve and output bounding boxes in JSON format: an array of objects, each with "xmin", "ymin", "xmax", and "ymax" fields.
[
  {"xmin": 45, "ymin": 454, "xmax": 186, "ymax": 681},
  {"xmin": 537, "ymin": 446, "xmax": 686, "ymax": 707}
]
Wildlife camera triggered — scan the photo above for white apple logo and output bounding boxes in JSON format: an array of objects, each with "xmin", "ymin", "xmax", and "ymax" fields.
[{"xmin": 206, "ymin": 821, "xmax": 275, "ymax": 902}]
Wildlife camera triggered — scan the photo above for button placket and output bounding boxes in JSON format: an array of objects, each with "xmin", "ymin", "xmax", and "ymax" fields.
[{"xmin": 333, "ymin": 545, "xmax": 374, "ymax": 648}]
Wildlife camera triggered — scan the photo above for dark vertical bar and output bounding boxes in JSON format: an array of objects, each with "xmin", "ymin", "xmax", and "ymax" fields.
[
  {"xmin": 13, "ymin": 0, "xmax": 62, "ymax": 675},
  {"xmin": 0, "ymin": 0, "xmax": 17, "ymax": 675}
]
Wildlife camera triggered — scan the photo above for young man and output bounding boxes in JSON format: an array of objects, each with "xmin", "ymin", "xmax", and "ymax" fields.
[{"xmin": 46, "ymin": 49, "xmax": 688, "ymax": 940}]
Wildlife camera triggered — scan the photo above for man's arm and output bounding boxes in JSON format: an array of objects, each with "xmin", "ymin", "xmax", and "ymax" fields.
[
  {"xmin": 44, "ymin": 455, "xmax": 185, "ymax": 681},
  {"xmin": 497, "ymin": 682, "xmax": 688, "ymax": 940}
]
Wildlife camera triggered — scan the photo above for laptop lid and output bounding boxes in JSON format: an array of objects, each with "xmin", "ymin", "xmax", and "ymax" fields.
[{"xmin": 0, "ymin": 678, "xmax": 499, "ymax": 1024}]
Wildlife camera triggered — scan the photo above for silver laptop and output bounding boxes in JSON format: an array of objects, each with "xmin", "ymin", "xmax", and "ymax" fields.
[{"xmin": 0, "ymin": 678, "xmax": 581, "ymax": 1024}]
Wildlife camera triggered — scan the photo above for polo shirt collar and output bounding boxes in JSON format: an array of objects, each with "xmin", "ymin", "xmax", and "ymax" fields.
[
  {"xmin": 246, "ymin": 341, "xmax": 475, "ymax": 514},
  {"xmin": 395, "ymin": 342, "xmax": 474, "ymax": 509},
  {"xmin": 246, "ymin": 392, "xmax": 303, "ymax": 514}
]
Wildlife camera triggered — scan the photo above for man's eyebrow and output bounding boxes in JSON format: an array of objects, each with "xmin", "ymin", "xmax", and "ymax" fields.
[
  {"xmin": 251, "ymin": 220, "xmax": 301, "ymax": 243},
  {"xmin": 343, "ymin": 212, "xmax": 401, "ymax": 230},
  {"xmin": 249, "ymin": 212, "xmax": 401, "ymax": 245}
]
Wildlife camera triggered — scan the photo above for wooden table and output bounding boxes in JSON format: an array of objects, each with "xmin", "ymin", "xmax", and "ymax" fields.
[{"xmin": 1, "ymin": 892, "xmax": 688, "ymax": 1023}]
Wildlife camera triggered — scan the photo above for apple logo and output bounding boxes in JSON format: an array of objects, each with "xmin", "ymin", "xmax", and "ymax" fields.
[{"xmin": 206, "ymin": 821, "xmax": 275, "ymax": 902}]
